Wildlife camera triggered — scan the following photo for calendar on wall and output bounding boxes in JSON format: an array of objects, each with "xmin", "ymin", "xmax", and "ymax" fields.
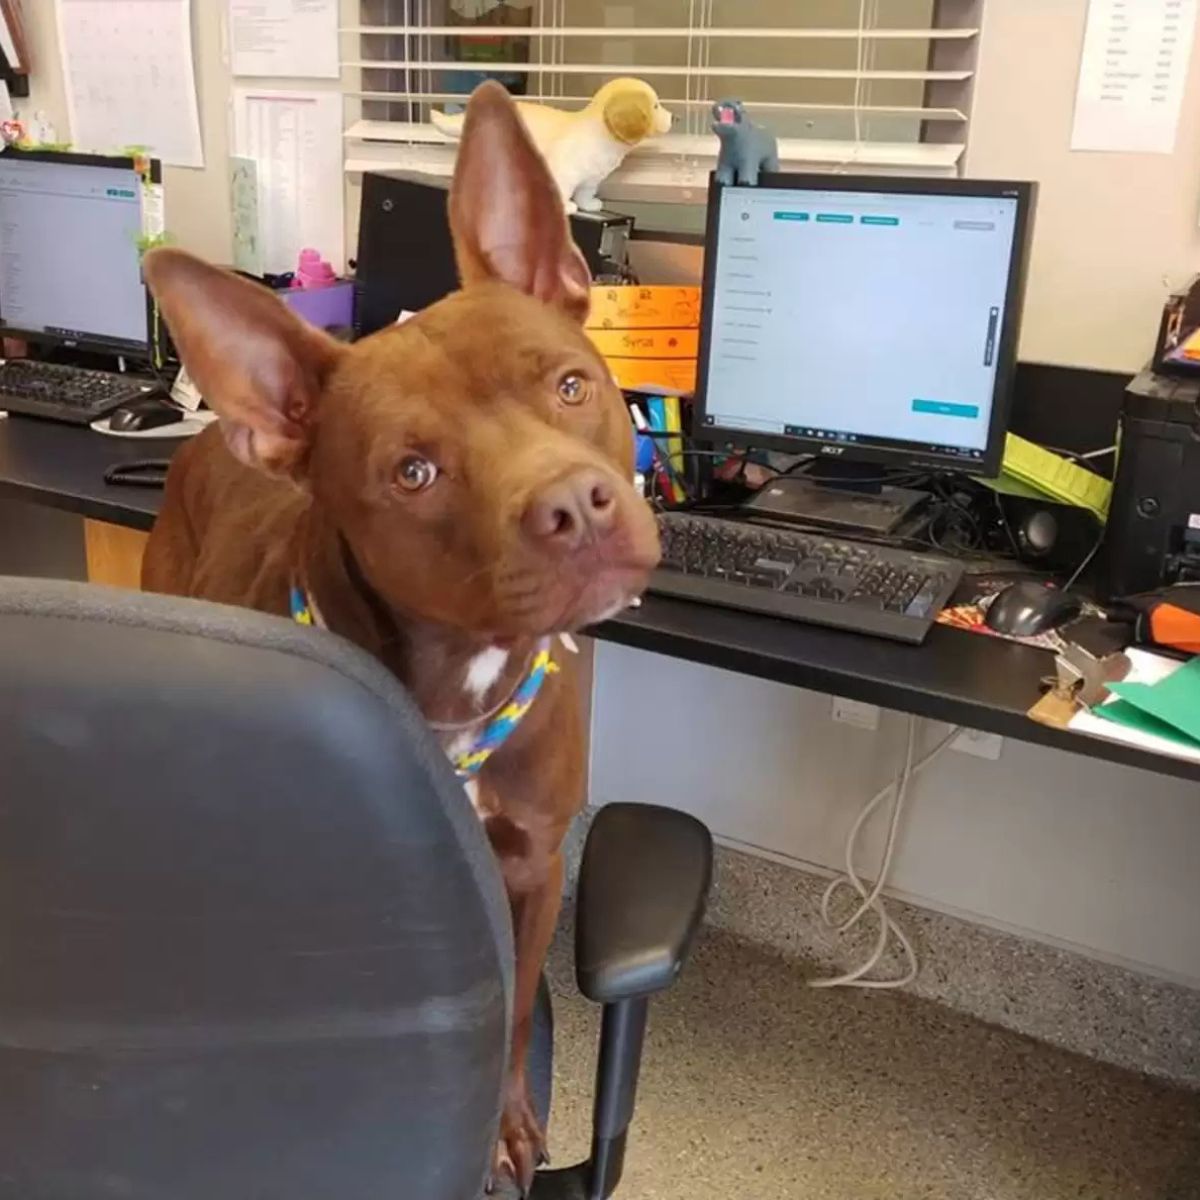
[{"xmin": 55, "ymin": 0, "xmax": 203, "ymax": 168}]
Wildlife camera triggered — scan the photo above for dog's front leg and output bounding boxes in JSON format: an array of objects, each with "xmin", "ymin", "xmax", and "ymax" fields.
[
  {"xmin": 486, "ymin": 838, "xmax": 564, "ymax": 1194},
  {"xmin": 572, "ymin": 180, "xmax": 603, "ymax": 213},
  {"xmin": 481, "ymin": 675, "xmax": 585, "ymax": 1195},
  {"xmin": 482, "ymin": 812, "xmax": 564, "ymax": 1194}
]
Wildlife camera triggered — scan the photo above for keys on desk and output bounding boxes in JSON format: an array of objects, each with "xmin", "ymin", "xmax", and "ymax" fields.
[{"xmin": 649, "ymin": 512, "xmax": 963, "ymax": 644}]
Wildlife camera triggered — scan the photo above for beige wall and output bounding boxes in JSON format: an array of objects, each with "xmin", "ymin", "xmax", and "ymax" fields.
[
  {"xmin": 21, "ymin": 1, "xmax": 350, "ymax": 267},
  {"xmin": 966, "ymin": 1, "xmax": 1200, "ymax": 372},
  {"xmin": 23, "ymin": 1, "xmax": 234, "ymax": 263},
  {"xmin": 20, "ymin": 1, "xmax": 1200, "ymax": 371}
]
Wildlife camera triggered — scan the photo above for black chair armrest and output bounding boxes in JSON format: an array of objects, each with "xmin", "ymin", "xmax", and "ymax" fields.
[
  {"xmin": 575, "ymin": 803, "xmax": 713, "ymax": 1005},
  {"xmin": 532, "ymin": 805, "xmax": 712, "ymax": 1198}
]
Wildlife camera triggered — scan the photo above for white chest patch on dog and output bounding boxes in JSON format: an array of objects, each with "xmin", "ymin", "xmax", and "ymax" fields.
[
  {"xmin": 464, "ymin": 645, "xmax": 510, "ymax": 703},
  {"xmin": 463, "ymin": 778, "xmax": 484, "ymax": 817},
  {"xmin": 445, "ymin": 730, "xmax": 487, "ymax": 820}
]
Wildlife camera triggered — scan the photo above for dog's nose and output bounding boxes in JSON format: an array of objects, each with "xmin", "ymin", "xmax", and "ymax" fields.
[{"xmin": 523, "ymin": 469, "xmax": 618, "ymax": 552}]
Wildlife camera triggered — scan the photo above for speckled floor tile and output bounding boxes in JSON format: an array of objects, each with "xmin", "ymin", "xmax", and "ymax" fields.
[
  {"xmin": 562, "ymin": 810, "xmax": 1200, "ymax": 1088},
  {"xmin": 542, "ymin": 926, "xmax": 1200, "ymax": 1200}
]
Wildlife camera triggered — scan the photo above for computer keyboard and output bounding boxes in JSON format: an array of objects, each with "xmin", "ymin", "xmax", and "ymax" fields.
[
  {"xmin": 0, "ymin": 360, "xmax": 151, "ymax": 425},
  {"xmin": 649, "ymin": 512, "xmax": 964, "ymax": 644}
]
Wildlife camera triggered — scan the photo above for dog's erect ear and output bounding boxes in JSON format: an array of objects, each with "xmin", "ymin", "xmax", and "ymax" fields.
[
  {"xmin": 448, "ymin": 80, "xmax": 590, "ymax": 323},
  {"xmin": 143, "ymin": 248, "xmax": 344, "ymax": 476},
  {"xmin": 603, "ymin": 87, "xmax": 653, "ymax": 144}
]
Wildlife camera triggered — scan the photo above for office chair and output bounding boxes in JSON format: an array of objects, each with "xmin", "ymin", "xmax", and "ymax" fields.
[{"xmin": 0, "ymin": 577, "xmax": 711, "ymax": 1200}]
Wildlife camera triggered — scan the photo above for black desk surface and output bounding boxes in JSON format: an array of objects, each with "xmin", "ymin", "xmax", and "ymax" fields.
[
  {"xmin": 1, "ymin": 414, "xmax": 1197, "ymax": 786},
  {"xmin": 0, "ymin": 416, "xmax": 173, "ymax": 532}
]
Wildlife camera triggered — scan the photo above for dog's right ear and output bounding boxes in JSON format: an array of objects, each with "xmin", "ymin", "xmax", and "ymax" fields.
[
  {"xmin": 143, "ymin": 248, "xmax": 344, "ymax": 476},
  {"xmin": 448, "ymin": 80, "xmax": 590, "ymax": 323}
]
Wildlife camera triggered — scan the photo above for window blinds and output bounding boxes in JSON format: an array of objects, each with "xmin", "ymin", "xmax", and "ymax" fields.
[{"xmin": 342, "ymin": 1, "xmax": 982, "ymax": 202}]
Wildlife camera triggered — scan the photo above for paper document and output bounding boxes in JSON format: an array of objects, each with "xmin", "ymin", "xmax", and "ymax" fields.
[
  {"xmin": 55, "ymin": 0, "xmax": 204, "ymax": 168},
  {"xmin": 231, "ymin": 88, "xmax": 343, "ymax": 276},
  {"xmin": 229, "ymin": 155, "xmax": 262, "ymax": 275},
  {"xmin": 1071, "ymin": 0, "xmax": 1198, "ymax": 153},
  {"xmin": 229, "ymin": 0, "xmax": 339, "ymax": 78},
  {"xmin": 140, "ymin": 180, "xmax": 165, "ymax": 241}
]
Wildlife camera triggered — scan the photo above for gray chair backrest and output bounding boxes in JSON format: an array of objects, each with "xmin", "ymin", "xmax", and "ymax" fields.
[{"xmin": 0, "ymin": 577, "xmax": 512, "ymax": 1200}]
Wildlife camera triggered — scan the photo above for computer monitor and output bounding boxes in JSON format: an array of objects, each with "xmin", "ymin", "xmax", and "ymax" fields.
[
  {"xmin": 694, "ymin": 174, "xmax": 1035, "ymax": 479},
  {"xmin": 0, "ymin": 150, "xmax": 159, "ymax": 356}
]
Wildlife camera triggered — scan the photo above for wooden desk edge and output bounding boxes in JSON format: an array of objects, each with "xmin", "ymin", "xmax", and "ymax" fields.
[{"xmin": 84, "ymin": 519, "xmax": 148, "ymax": 589}]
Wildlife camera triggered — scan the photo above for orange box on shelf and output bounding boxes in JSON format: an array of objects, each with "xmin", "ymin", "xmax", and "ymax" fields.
[
  {"xmin": 586, "ymin": 285, "xmax": 701, "ymax": 330},
  {"xmin": 606, "ymin": 357, "xmax": 697, "ymax": 394},
  {"xmin": 585, "ymin": 327, "xmax": 700, "ymax": 359}
]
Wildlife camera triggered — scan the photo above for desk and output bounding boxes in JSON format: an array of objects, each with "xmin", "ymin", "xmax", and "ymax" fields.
[{"xmin": 1, "ymin": 414, "xmax": 1197, "ymax": 787}]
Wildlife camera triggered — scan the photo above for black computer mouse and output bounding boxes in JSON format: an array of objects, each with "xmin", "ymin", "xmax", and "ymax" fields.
[
  {"xmin": 109, "ymin": 397, "xmax": 179, "ymax": 432},
  {"xmin": 985, "ymin": 580, "xmax": 1083, "ymax": 638}
]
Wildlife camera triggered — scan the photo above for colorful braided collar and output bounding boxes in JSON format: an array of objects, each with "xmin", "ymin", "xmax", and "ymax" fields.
[{"xmin": 289, "ymin": 584, "xmax": 559, "ymax": 780}]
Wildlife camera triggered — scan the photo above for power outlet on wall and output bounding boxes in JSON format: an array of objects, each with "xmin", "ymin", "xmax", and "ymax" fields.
[
  {"xmin": 951, "ymin": 728, "xmax": 1004, "ymax": 760},
  {"xmin": 831, "ymin": 697, "xmax": 881, "ymax": 731}
]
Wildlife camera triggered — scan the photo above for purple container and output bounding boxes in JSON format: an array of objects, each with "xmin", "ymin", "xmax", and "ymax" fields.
[{"xmin": 278, "ymin": 279, "xmax": 355, "ymax": 332}]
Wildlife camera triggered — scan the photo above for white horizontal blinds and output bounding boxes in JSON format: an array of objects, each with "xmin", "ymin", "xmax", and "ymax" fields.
[{"xmin": 343, "ymin": 0, "xmax": 981, "ymax": 196}]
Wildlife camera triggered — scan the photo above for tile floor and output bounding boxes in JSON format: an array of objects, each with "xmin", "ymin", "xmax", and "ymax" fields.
[{"xmin": 542, "ymin": 927, "xmax": 1200, "ymax": 1200}]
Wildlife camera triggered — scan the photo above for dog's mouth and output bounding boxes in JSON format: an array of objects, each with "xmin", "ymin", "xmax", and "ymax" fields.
[
  {"xmin": 491, "ymin": 541, "xmax": 659, "ymax": 637},
  {"xmin": 555, "ymin": 562, "xmax": 653, "ymax": 631},
  {"xmin": 715, "ymin": 104, "xmax": 739, "ymax": 125}
]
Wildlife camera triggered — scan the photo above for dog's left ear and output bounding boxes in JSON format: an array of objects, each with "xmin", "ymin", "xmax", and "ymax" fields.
[
  {"xmin": 449, "ymin": 80, "xmax": 590, "ymax": 323},
  {"xmin": 603, "ymin": 88, "xmax": 653, "ymax": 145},
  {"xmin": 144, "ymin": 248, "xmax": 344, "ymax": 477}
]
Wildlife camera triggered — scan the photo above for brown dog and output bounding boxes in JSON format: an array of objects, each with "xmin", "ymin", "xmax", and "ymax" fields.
[{"xmin": 140, "ymin": 82, "xmax": 660, "ymax": 1193}]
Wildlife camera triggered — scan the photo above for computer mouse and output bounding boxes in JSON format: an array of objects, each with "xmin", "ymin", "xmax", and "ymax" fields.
[
  {"xmin": 985, "ymin": 580, "xmax": 1083, "ymax": 638},
  {"xmin": 109, "ymin": 398, "xmax": 179, "ymax": 432}
]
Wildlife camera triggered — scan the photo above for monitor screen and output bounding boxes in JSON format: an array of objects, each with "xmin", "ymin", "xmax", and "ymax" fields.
[
  {"xmin": 0, "ymin": 154, "xmax": 151, "ymax": 353},
  {"xmin": 695, "ymin": 176, "xmax": 1033, "ymax": 475}
]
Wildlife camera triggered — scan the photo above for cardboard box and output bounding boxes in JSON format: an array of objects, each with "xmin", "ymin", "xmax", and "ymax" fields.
[
  {"xmin": 586, "ymin": 327, "xmax": 700, "ymax": 359},
  {"xmin": 606, "ymin": 357, "xmax": 697, "ymax": 393},
  {"xmin": 586, "ymin": 285, "xmax": 701, "ymax": 330}
]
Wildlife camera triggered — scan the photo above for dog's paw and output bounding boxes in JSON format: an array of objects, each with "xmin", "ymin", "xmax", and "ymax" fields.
[
  {"xmin": 576, "ymin": 195, "xmax": 603, "ymax": 213},
  {"xmin": 486, "ymin": 1088, "xmax": 546, "ymax": 1197}
]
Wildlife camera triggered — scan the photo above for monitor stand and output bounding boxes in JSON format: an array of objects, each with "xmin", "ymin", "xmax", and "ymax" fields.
[{"xmin": 743, "ymin": 463, "xmax": 929, "ymax": 536}]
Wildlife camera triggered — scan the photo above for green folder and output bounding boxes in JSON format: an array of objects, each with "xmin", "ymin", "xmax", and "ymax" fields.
[{"xmin": 1095, "ymin": 658, "xmax": 1200, "ymax": 748}]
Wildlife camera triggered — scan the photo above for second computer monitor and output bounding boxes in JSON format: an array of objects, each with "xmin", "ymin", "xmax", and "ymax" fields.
[
  {"xmin": 0, "ymin": 150, "xmax": 157, "ymax": 356},
  {"xmin": 694, "ymin": 174, "xmax": 1035, "ymax": 477}
]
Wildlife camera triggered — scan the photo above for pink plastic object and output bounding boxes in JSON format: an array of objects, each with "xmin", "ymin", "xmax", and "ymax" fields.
[{"xmin": 292, "ymin": 248, "xmax": 337, "ymax": 289}]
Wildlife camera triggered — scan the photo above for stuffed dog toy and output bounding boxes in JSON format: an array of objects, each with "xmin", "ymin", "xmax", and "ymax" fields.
[
  {"xmin": 141, "ymin": 81, "xmax": 661, "ymax": 1195},
  {"xmin": 433, "ymin": 77, "xmax": 672, "ymax": 213}
]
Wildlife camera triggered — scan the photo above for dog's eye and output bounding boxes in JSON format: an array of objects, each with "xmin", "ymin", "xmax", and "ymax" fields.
[
  {"xmin": 557, "ymin": 373, "xmax": 588, "ymax": 405},
  {"xmin": 394, "ymin": 455, "xmax": 438, "ymax": 493}
]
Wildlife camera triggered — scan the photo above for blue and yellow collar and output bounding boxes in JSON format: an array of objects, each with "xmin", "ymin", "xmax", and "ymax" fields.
[
  {"xmin": 449, "ymin": 640, "xmax": 559, "ymax": 778},
  {"xmin": 290, "ymin": 584, "xmax": 559, "ymax": 780}
]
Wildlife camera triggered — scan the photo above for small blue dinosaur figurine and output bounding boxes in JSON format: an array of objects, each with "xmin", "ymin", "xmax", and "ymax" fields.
[{"xmin": 711, "ymin": 99, "xmax": 779, "ymax": 186}]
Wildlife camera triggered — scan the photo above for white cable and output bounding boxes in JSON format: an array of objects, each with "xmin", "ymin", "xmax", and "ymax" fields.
[
  {"xmin": 808, "ymin": 717, "xmax": 961, "ymax": 990},
  {"xmin": 852, "ymin": 0, "xmax": 867, "ymax": 149}
]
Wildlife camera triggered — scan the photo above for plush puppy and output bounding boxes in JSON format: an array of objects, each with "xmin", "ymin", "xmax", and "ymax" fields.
[{"xmin": 432, "ymin": 77, "xmax": 672, "ymax": 213}]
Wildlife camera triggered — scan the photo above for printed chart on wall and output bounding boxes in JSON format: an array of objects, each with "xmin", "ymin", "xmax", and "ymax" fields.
[
  {"xmin": 55, "ymin": 0, "xmax": 204, "ymax": 168},
  {"xmin": 231, "ymin": 89, "xmax": 343, "ymax": 277},
  {"xmin": 1071, "ymin": 0, "xmax": 1198, "ymax": 153}
]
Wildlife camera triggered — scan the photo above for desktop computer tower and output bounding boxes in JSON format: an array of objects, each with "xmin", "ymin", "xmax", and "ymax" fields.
[
  {"xmin": 353, "ymin": 171, "xmax": 634, "ymax": 337},
  {"xmin": 1101, "ymin": 369, "xmax": 1200, "ymax": 599}
]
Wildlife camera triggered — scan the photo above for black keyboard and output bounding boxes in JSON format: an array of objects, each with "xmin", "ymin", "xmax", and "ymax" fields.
[
  {"xmin": 649, "ymin": 512, "xmax": 964, "ymax": 644},
  {"xmin": 0, "ymin": 360, "xmax": 152, "ymax": 425}
]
